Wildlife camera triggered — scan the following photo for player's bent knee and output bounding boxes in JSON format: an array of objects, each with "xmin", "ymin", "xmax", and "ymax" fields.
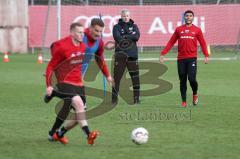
[
  {"xmin": 71, "ymin": 95, "xmax": 85, "ymax": 112},
  {"xmin": 72, "ymin": 95, "xmax": 81, "ymax": 102}
]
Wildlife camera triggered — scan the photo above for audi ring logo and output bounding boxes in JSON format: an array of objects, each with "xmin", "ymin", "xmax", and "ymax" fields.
[{"xmin": 73, "ymin": 15, "xmax": 121, "ymax": 37}]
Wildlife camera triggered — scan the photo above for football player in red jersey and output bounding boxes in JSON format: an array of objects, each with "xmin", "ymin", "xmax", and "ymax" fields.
[
  {"xmin": 160, "ymin": 10, "xmax": 209, "ymax": 107},
  {"xmin": 45, "ymin": 22, "xmax": 112, "ymax": 145}
]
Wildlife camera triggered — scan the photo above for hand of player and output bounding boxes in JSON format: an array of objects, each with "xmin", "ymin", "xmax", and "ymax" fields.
[
  {"xmin": 204, "ymin": 56, "xmax": 209, "ymax": 64},
  {"xmin": 107, "ymin": 76, "xmax": 115, "ymax": 87},
  {"xmin": 159, "ymin": 55, "xmax": 165, "ymax": 63},
  {"xmin": 46, "ymin": 86, "xmax": 53, "ymax": 96}
]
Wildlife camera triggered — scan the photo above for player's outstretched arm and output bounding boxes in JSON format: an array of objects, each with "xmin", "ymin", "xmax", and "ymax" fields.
[
  {"xmin": 196, "ymin": 29, "xmax": 209, "ymax": 64},
  {"xmin": 160, "ymin": 29, "xmax": 178, "ymax": 63},
  {"xmin": 45, "ymin": 43, "xmax": 63, "ymax": 96},
  {"xmin": 94, "ymin": 40, "xmax": 114, "ymax": 87}
]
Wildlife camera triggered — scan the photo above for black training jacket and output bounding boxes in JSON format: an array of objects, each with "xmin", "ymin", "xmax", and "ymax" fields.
[{"xmin": 112, "ymin": 19, "xmax": 140, "ymax": 58}]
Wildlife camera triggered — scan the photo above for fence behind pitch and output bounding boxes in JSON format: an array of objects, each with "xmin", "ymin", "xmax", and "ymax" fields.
[{"xmin": 28, "ymin": 0, "xmax": 240, "ymax": 61}]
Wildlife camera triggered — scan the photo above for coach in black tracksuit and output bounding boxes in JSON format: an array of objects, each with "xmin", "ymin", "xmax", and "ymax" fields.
[{"xmin": 112, "ymin": 9, "xmax": 140, "ymax": 104}]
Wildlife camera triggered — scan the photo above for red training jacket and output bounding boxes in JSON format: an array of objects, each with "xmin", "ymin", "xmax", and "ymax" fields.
[
  {"xmin": 161, "ymin": 24, "xmax": 209, "ymax": 60},
  {"xmin": 45, "ymin": 36, "xmax": 86, "ymax": 87}
]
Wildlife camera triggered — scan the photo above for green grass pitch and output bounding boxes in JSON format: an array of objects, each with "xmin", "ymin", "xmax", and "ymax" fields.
[{"xmin": 0, "ymin": 54, "xmax": 240, "ymax": 159}]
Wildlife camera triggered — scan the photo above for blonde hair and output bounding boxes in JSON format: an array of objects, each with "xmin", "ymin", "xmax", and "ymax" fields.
[{"xmin": 121, "ymin": 9, "xmax": 130, "ymax": 15}]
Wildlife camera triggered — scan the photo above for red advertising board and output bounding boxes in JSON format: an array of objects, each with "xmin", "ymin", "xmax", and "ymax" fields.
[{"xmin": 29, "ymin": 5, "xmax": 240, "ymax": 47}]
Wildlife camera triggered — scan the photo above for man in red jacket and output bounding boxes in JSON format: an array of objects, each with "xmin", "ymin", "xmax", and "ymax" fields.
[
  {"xmin": 45, "ymin": 21, "xmax": 112, "ymax": 145},
  {"xmin": 160, "ymin": 10, "xmax": 209, "ymax": 107}
]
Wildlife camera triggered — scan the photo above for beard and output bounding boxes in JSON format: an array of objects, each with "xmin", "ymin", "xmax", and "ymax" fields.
[{"xmin": 185, "ymin": 19, "xmax": 193, "ymax": 24}]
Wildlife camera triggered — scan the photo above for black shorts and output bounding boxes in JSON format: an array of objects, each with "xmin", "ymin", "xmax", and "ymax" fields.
[
  {"xmin": 56, "ymin": 83, "xmax": 86, "ymax": 104},
  {"xmin": 177, "ymin": 58, "xmax": 197, "ymax": 81}
]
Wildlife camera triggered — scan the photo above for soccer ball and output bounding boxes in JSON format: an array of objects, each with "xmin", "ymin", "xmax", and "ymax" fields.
[{"xmin": 131, "ymin": 127, "xmax": 149, "ymax": 145}]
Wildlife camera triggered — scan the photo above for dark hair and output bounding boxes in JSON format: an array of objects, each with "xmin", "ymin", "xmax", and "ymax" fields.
[
  {"xmin": 184, "ymin": 10, "xmax": 194, "ymax": 16},
  {"xmin": 70, "ymin": 22, "xmax": 83, "ymax": 31},
  {"xmin": 91, "ymin": 18, "xmax": 104, "ymax": 27}
]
